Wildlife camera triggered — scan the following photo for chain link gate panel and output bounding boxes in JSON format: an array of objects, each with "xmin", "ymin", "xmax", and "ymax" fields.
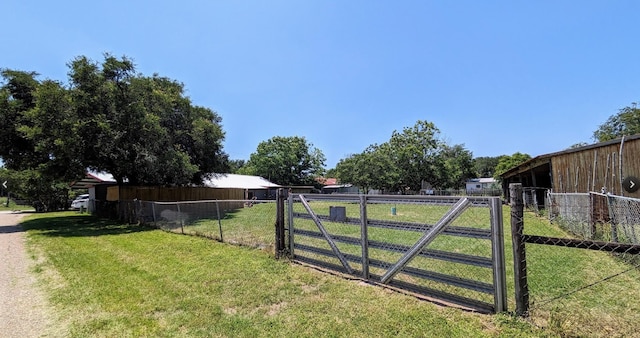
[{"xmin": 287, "ymin": 194, "xmax": 507, "ymax": 313}]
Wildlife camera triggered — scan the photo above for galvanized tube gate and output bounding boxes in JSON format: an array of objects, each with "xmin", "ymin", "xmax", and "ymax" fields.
[{"xmin": 287, "ymin": 194, "xmax": 507, "ymax": 314}]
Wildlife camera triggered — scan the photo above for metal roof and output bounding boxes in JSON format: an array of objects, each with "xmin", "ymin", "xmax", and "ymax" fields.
[
  {"xmin": 323, "ymin": 184, "xmax": 353, "ymax": 189},
  {"xmin": 203, "ymin": 174, "xmax": 280, "ymax": 189},
  {"xmin": 500, "ymin": 134, "xmax": 640, "ymax": 179},
  {"xmin": 70, "ymin": 171, "xmax": 117, "ymax": 189},
  {"xmin": 467, "ymin": 178, "xmax": 496, "ymax": 184}
]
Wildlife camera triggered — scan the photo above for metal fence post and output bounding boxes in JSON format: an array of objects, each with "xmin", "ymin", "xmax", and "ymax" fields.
[
  {"xmin": 510, "ymin": 183, "xmax": 529, "ymax": 316},
  {"xmin": 275, "ymin": 188, "xmax": 285, "ymax": 258},
  {"xmin": 215, "ymin": 201, "xmax": 223, "ymax": 242},
  {"xmin": 151, "ymin": 202, "xmax": 157, "ymax": 227},
  {"xmin": 606, "ymin": 194, "xmax": 619, "ymax": 242},
  {"xmin": 359, "ymin": 194, "xmax": 369, "ymax": 279},
  {"xmin": 490, "ymin": 197, "xmax": 507, "ymax": 313},
  {"xmin": 287, "ymin": 192, "xmax": 294, "ymax": 257},
  {"xmin": 176, "ymin": 203, "xmax": 184, "ymax": 234}
]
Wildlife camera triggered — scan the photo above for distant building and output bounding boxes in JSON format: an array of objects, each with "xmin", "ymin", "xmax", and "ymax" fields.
[
  {"xmin": 465, "ymin": 178, "xmax": 499, "ymax": 195},
  {"xmin": 203, "ymin": 173, "xmax": 280, "ymax": 199},
  {"xmin": 321, "ymin": 184, "xmax": 359, "ymax": 194},
  {"xmin": 316, "ymin": 177, "xmax": 360, "ymax": 194},
  {"xmin": 70, "ymin": 172, "xmax": 117, "ymax": 212}
]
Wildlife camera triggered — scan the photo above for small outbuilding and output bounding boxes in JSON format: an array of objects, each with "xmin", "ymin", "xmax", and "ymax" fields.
[
  {"xmin": 465, "ymin": 178, "xmax": 499, "ymax": 195},
  {"xmin": 70, "ymin": 171, "xmax": 117, "ymax": 212}
]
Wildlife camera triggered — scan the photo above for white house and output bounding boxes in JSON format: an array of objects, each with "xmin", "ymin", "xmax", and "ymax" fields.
[{"xmin": 465, "ymin": 178, "xmax": 498, "ymax": 195}]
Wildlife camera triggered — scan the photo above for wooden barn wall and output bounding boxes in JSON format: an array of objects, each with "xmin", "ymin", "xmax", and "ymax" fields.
[
  {"xmin": 551, "ymin": 138, "xmax": 640, "ymax": 197},
  {"xmin": 106, "ymin": 186, "xmax": 245, "ymax": 201}
]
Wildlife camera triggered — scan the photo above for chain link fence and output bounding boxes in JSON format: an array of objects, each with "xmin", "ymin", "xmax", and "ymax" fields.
[
  {"xmin": 547, "ymin": 192, "xmax": 640, "ymax": 244},
  {"xmin": 120, "ymin": 199, "xmax": 280, "ymax": 251},
  {"xmin": 523, "ymin": 188, "xmax": 547, "ymax": 216},
  {"xmin": 511, "ymin": 184, "xmax": 640, "ymax": 337}
]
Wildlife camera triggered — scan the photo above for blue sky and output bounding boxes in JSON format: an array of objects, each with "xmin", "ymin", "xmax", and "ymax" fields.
[{"xmin": 3, "ymin": 1, "xmax": 640, "ymax": 168}]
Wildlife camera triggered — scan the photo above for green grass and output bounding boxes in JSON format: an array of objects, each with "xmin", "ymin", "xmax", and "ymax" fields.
[
  {"xmin": 519, "ymin": 211, "xmax": 640, "ymax": 336},
  {"xmin": 151, "ymin": 199, "xmax": 640, "ymax": 336},
  {"xmin": 22, "ymin": 212, "xmax": 548, "ymax": 337},
  {"xmin": 0, "ymin": 197, "xmax": 34, "ymax": 211},
  {"xmin": 21, "ymin": 202, "xmax": 640, "ymax": 337},
  {"xmin": 289, "ymin": 201, "xmax": 498, "ymax": 307}
]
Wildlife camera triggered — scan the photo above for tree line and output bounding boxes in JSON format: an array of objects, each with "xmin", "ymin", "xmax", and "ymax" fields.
[
  {"xmin": 2, "ymin": 54, "xmax": 638, "ymax": 209},
  {"xmin": 1, "ymin": 55, "xmax": 228, "ymax": 210}
]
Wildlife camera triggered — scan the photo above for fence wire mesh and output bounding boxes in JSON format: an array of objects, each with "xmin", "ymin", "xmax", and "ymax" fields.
[
  {"xmin": 547, "ymin": 192, "xmax": 640, "ymax": 244},
  {"xmin": 516, "ymin": 189, "xmax": 640, "ymax": 336},
  {"xmin": 523, "ymin": 188, "xmax": 547, "ymax": 216},
  {"xmin": 289, "ymin": 194, "xmax": 505, "ymax": 313},
  {"xmin": 138, "ymin": 199, "xmax": 278, "ymax": 251}
]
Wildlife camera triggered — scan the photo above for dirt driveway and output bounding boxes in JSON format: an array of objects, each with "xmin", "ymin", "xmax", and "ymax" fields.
[{"xmin": 0, "ymin": 211, "xmax": 56, "ymax": 338}]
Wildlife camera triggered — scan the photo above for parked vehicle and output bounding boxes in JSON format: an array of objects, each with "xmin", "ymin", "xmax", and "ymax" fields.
[{"xmin": 70, "ymin": 194, "xmax": 89, "ymax": 210}]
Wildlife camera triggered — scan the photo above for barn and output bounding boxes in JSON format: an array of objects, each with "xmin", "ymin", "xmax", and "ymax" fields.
[{"xmin": 500, "ymin": 134, "xmax": 640, "ymax": 201}]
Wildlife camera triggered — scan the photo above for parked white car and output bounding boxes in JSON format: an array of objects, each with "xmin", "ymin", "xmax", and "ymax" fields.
[{"xmin": 70, "ymin": 194, "xmax": 89, "ymax": 210}]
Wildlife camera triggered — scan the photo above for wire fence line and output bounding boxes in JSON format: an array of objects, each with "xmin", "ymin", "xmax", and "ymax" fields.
[
  {"xmin": 97, "ymin": 192, "xmax": 510, "ymax": 313},
  {"xmin": 523, "ymin": 188, "xmax": 548, "ymax": 215},
  {"xmin": 547, "ymin": 191, "xmax": 640, "ymax": 244},
  {"xmin": 107, "ymin": 199, "xmax": 280, "ymax": 251},
  {"xmin": 511, "ymin": 184, "xmax": 640, "ymax": 335}
]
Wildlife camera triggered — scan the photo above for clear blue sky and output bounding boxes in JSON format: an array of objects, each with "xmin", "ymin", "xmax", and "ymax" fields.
[{"xmin": 3, "ymin": 1, "xmax": 639, "ymax": 169}]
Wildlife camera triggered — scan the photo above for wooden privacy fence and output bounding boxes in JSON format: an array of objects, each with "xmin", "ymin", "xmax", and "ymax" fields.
[
  {"xmin": 96, "ymin": 186, "xmax": 244, "ymax": 222},
  {"xmin": 106, "ymin": 186, "xmax": 244, "ymax": 201}
]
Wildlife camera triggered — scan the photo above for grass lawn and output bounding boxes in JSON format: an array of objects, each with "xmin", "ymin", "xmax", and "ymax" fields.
[
  {"xmin": 519, "ymin": 211, "xmax": 640, "ymax": 337},
  {"xmin": 22, "ymin": 212, "xmax": 545, "ymax": 338},
  {"xmin": 0, "ymin": 197, "xmax": 34, "ymax": 211},
  {"xmin": 21, "ymin": 205, "xmax": 640, "ymax": 337}
]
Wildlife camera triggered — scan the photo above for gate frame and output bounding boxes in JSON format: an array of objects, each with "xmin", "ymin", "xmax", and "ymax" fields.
[{"xmin": 285, "ymin": 193, "xmax": 508, "ymax": 313}]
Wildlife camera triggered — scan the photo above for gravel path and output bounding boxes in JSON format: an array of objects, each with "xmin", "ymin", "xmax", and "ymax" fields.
[{"xmin": 0, "ymin": 211, "xmax": 55, "ymax": 338}]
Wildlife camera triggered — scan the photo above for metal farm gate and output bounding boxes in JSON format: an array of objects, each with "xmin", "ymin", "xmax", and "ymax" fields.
[{"xmin": 287, "ymin": 194, "xmax": 507, "ymax": 314}]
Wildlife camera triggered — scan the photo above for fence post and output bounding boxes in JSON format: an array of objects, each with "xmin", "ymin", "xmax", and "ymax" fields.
[
  {"xmin": 589, "ymin": 192, "xmax": 596, "ymax": 238},
  {"xmin": 510, "ymin": 183, "xmax": 529, "ymax": 316},
  {"xmin": 176, "ymin": 203, "xmax": 184, "ymax": 234},
  {"xmin": 359, "ymin": 194, "xmax": 369, "ymax": 279},
  {"xmin": 151, "ymin": 202, "xmax": 157, "ymax": 227},
  {"xmin": 287, "ymin": 191, "xmax": 294, "ymax": 257},
  {"xmin": 606, "ymin": 194, "xmax": 619, "ymax": 242},
  {"xmin": 490, "ymin": 197, "xmax": 507, "ymax": 313},
  {"xmin": 275, "ymin": 188, "xmax": 286, "ymax": 258},
  {"xmin": 215, "ymin": 201, "xmax": 224, "ymax": 242}
]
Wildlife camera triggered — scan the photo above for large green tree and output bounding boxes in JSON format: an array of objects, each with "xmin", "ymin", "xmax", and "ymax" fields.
[
  {"xmin": 0, "ymin": 69, "xmax": 46, "ymax": 170},
  {"xmin": 0, "ymin": 70, "xmax": 76, "ymax": 210},
  {"xmin": 473, "ymin": 156, "xmax": 501, "ymax": 178},
  {"xmin": 240, "ymin": 136, "xmax": 325, "ymax": 186},
  {"xmin": 387, "ymin": 120, "xmax": 442, "ymax": 192},
  {"xmin": 493, "ymin": 152, "xmax": 531, "ymax": 180},
  {"xmin": 335, "ymin": 144, "xmax": 399, "ymax": 193},
  {"xmin": 335, "ymin": 120, "xmax": 475, "ymax": 193},
  {"xmin": 65, "ymin": 55, "xmax": 228, "ymax": 185},
  {"xmin": 593, "ymin": 104, "xmax": 640, "ymax": 142},
  {"xmin": 227, "ymin": 159, "xmax": 246, "ymax": 174},
  {"xmin": 439, "ymin": 144, "xmax": 475, "ymax": 189},
  {"xmin": 1, "ymin": 55, "xmax": 229, "ymax": 188},
  {"xmin": 0, "ymin": 54, "xmax": 230, "ymax": 209}
]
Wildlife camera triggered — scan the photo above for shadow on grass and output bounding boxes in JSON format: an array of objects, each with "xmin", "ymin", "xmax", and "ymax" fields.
[{"xmin": 20, "ymin": 214, "xmax": 155, "ymax": 237}]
